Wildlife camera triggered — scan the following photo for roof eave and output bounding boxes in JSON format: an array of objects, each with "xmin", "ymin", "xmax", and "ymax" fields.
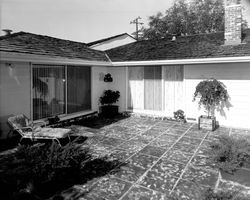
[
  {"xmin": 111, "ymin": 56, "xmax": 250, "ymax": 66},
  {"xmin": 0, "ymin": 51, "xmax": 112, "ymax": 66}
]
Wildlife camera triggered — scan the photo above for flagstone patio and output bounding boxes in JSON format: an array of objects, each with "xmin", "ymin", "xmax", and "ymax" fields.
[{"xmin": 59, "ymin": 116, "xmax": 250, "ymax": 200}]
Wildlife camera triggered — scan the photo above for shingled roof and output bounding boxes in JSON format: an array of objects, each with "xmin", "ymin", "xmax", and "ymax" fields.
[
  {"xmin": 106, "ymin": 32, "xmax": 250, "ymax": 62},
  {"xmin": 0, "ymin": 32, "xmax": 109, "ymax": 62}
]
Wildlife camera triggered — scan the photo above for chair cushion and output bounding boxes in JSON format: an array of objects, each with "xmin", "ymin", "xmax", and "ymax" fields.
[{"xmin": 34, "ymin": 128, "xmax": 71, "ymax": 138}]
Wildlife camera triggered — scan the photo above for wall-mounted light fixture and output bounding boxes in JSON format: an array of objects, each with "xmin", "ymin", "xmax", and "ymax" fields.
[{"xmin": 104, "ymin": 73, "xmax": 113, "ymax": 82}]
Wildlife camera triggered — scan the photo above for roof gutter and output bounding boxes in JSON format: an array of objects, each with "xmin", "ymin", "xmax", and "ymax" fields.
[
  {"xmin": 111, "ymin": 56, "xmax": 250, "ymax": 66},
  {"xmin": 0, "ymin": 51, "xmax": 112, "ymax": 66}
]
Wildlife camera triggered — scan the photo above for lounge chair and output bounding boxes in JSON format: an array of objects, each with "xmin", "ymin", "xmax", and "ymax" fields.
[{"xmin": 7, "ymin": 114, "xmax": 71, "ymax": 145}]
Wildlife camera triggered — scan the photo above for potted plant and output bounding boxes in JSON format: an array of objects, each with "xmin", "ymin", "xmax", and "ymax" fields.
[
  {"xmin": 193, "ymin": 78, "xmax": 229, "ymax": 131},
  {"xmin": 99, "ymin": 90, "xmax": 120, "ymax": 118}
]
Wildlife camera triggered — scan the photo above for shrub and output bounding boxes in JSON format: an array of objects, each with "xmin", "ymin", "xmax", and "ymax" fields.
[
  {"xmin": 209, "ymin": 135, "xmax": 250, "ymax": 173},
  {"xmin": 193, "ymin": 78, "xmax": 229, "ymax": 117},
  {"xmin": 0, "ymin": 140, "xmax": 124, "ymax": 199},
  {"xmin": 203, "ymin": 188, "xmax": 249, "ymax": 200},
  {"xmin": 173, "ymin": 109, "xmax": 186, "ymax": 123},
  {"xmin": 0, "ymin": 141, "xmax": 90, "ymax": 199},
  {"xmin": 99, "ymin": 90, "xmax": 120, "ymax": 106}
]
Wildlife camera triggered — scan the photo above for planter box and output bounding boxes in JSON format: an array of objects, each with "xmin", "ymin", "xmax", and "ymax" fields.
[
  {"xmin": 198, "ymin": 115, "xmax": 216, "ymax": 131},
  {"xmin": 99, "ymin": 105, "xmax": 119, "ymax": 118}
]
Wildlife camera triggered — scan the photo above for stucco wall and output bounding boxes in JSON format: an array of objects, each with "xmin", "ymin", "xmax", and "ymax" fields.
[
  {"xmin": 107, "ymin": 67, "xmax": 127, "ymax": 112},
  {"xmin": 184, "ymin": 62, "xmax": 250, "ymax": 129},
  {"xmin": 0, "ymin": 61, "xmax": 31, "ymax": 139},
  {"xmin": 91, "ymin": 66, "xmax": 127, "ymax": 113},
  {"xmin": 91, "ymin": 66, "xmax": 109, "ymax": 112}
]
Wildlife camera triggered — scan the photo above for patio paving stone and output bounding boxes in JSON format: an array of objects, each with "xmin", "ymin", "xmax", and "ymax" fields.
[
  {"xmin": 138, "ymin": 172, "xmax": 178, "ymax": 194},
  {"xmin": 105, "ymin": 131, "xmax": 136, "ymax": 141},
  {"xmin": 139, "ymin": 145, "xmax": 167, "ymax": 158},
  {"xmin": 110, "ymin": 149, "xmax": 136, "ymax": 161},
  {"xmin": 182, "ymin": 165, "xmax": 219, "ymax": 187},
  {"xmin": 140, "ymin": 129, "xmax": 163, "ymax": 140},
  {"xmin": 157, "ymin": 133, "xmax": 180, "ymax": 141},
  {"xmin": 82, "ymin": 177, "xmax": 131, "ymax": 200},
  {"xmin": 151, "ymin": 159, "xmax": 186, "ymax": 178},
  {"xmin": 172, "ymin": 143, "xmax": 198, "ymax": 154},
  {"xmin": 110, "ymin": 163, "xmax": 149, "ymax": 183},
  {"xmin": 150, "ymin": 126, "xmax": 170, "ymax": 133},
  {"xmin": 129, "ymin": 153, "xmax": 159, "ymax": 169},
  {"xmin": 166, "ymin": 128, "xmax": 186, "ymax": 135},
  {"xmin": 131, "ymin": 135, "xmax": 154, "ymax": 144},
  {"xmin": 178, "ymin": 136, "xmax": 202, "ymax": 146},
  {"xmin": 118, "ymin": 140, "xmax": 146, "ymax": 152},
  {"xmin": 171, "ymin": 179, "xmax": 209, "ymax": 200},
  {"xmin": 121, "ymin": 185, "xmax": 169, "ymax": 200},
  {"xmin": 150, "ymin": 139, "xmax": 175, "ymax": 150},
  {"xmin": 190, "ymin": 155, "xmax": 217, "ymax": 171},
  {"xmin": 163, "ymin": 150, "xmax": 193, "ymax": 164},
  {"xmin": 184, "ymin": 129, "xmax": 207, "ymax": 139},
  {"xmin": 195, "ymin": 146, "xmax": 211, "ymax": 157},
  {"xmin": 100, "ymin": 137, "xmax": 127, "ymax": 147}
]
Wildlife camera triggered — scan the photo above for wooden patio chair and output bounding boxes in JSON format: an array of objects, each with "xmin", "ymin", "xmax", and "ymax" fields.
[{"xmin": 7, "ymin": 114, "xmax": 71, "ymax": 145}]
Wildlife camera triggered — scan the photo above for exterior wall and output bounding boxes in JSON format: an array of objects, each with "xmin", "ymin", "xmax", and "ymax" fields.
[
  {"xmin": 184, "ymin": 62, "xmax": 250, "ymax": 129},
  {"xmin": 0, "ymin": 61, "xmax": 31, "ymax": 139},
  {"xmin": 90, "ymin": 35, "xmax": 136, "ymax": 51},
  {"xmin": 91, "ymin": 66, "xmax": 109, "ymax": 112},
  {"xmin": 107, "ymin": 67, "xmax": 127, "ymax": 112}
]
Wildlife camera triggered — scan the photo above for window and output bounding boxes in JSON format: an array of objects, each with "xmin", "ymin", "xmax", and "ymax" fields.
[
  {"xmin": 33, "ymin": 65, "xmax": 65, "ymax": 120},
  {"xmin": 32, "ymin": 65, "xmax": 91, "ymax": 120}
]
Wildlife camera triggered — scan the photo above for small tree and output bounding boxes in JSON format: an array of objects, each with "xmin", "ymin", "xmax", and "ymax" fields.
[{"xmin": 193, "ymin": 78, "xmax": 229, "ymax": 117}]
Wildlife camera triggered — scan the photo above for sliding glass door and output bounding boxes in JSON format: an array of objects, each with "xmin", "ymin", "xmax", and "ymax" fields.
[
  {"xmin": 33, "ymin": 65, "xmax": 65, "ymax": 120},
  {"xmin": 67, "ymin": 66, "xmax": 91, "ymax": 114},
  {"xmin": 32, "ymin": 65, "xmax": 91, "ymax": 120}
]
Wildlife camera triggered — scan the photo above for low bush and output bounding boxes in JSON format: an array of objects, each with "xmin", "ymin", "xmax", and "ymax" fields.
[
  {"xmin": 0, "ymin": 141, "xmax": 123, "ymax": 199},
  {"xmin": 173, "ymin": 109, "xmax": 186, "ymax": 123},
  {"xmin": 203, "ymin": 188, "xmax": 249, "ymax": 200},
  {"xmin": 209, "ymin": 135, "xmax": 250, "ymax": 173}
]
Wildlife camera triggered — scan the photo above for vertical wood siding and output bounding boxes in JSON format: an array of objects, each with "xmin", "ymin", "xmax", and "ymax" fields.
[{"xmin": 127, "ymin": 65, "xmax": 183, "ymax": 116}]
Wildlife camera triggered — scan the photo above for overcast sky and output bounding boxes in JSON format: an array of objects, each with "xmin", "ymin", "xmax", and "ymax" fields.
[
  {"xmin": 1, "ymin": 0, "xmax": 250, "ymax": 43},
  {"xmin": 0, "ymin": 0, "xmax": 174, "ymax": 43}
]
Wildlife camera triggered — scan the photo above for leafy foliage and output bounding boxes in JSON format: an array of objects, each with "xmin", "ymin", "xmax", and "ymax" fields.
[
  {"xmin": 0, "ymin": 140, "xmax": 124, "ymax": 199},
  {"xmin": 209, "ymin": 135, "xmax": 250, "ymax": 173},
  {"xmin": 193, "ymin": 78, "xmax": 229, "ymax": 117},
  {"xmin": 99, "ymin": 90, "xmax": 120, "ymax": 105},
  {"xmin": 141, "ymin": 0, "xmax": 225, "ymax": 39},
  {"xmin": 0, "ymin": 142, "xmax": 90, "ymax": 199},
  {"xmin": 173, "ymin": 109, "xmax": 186, "ymax": 123},
  {"xmin": 203, "ymin": 188, "xmax": 249, "ymax": 200}
]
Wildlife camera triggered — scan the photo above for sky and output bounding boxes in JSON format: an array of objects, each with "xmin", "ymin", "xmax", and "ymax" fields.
[{"xmin": 0, "ymin": 0, "xmax": 174, "ymax": 43}]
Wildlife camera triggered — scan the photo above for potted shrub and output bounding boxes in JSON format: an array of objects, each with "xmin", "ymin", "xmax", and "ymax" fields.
[
  {"xmin": 99, "ymin": 90, "xmax": 120, "ymax": 118},
  {"xmin": 193, "ymin": 78, "xmax": 229, "ymax": 131}
]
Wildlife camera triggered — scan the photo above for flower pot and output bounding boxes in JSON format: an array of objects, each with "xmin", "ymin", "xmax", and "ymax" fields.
[
  {"xmin": 198, "ymin": 115, "xmax": 216, "ymax": 131},
  {"xmin": 99, "ymin": 105, "xmax": 119, "ymax": 118}
]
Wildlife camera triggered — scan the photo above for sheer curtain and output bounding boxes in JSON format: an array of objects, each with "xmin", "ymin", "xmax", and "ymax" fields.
[
  {"xmin": 67, "ymin": 66, "xmax": 91, "ymax": 114},
  {"xmin": 33, "ymin": 65, "xmax": 65, "ymax": 120}
]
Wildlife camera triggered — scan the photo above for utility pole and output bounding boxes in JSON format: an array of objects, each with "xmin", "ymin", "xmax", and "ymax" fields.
[{"xmin": 130, "ymin": 16, "xmax": 143, "ymax": 40}]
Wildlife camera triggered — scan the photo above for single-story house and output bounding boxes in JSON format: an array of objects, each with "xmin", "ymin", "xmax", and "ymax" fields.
[{"xmin": 0, "ymin": 0, "xmax": 250, "ymax": 139}]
